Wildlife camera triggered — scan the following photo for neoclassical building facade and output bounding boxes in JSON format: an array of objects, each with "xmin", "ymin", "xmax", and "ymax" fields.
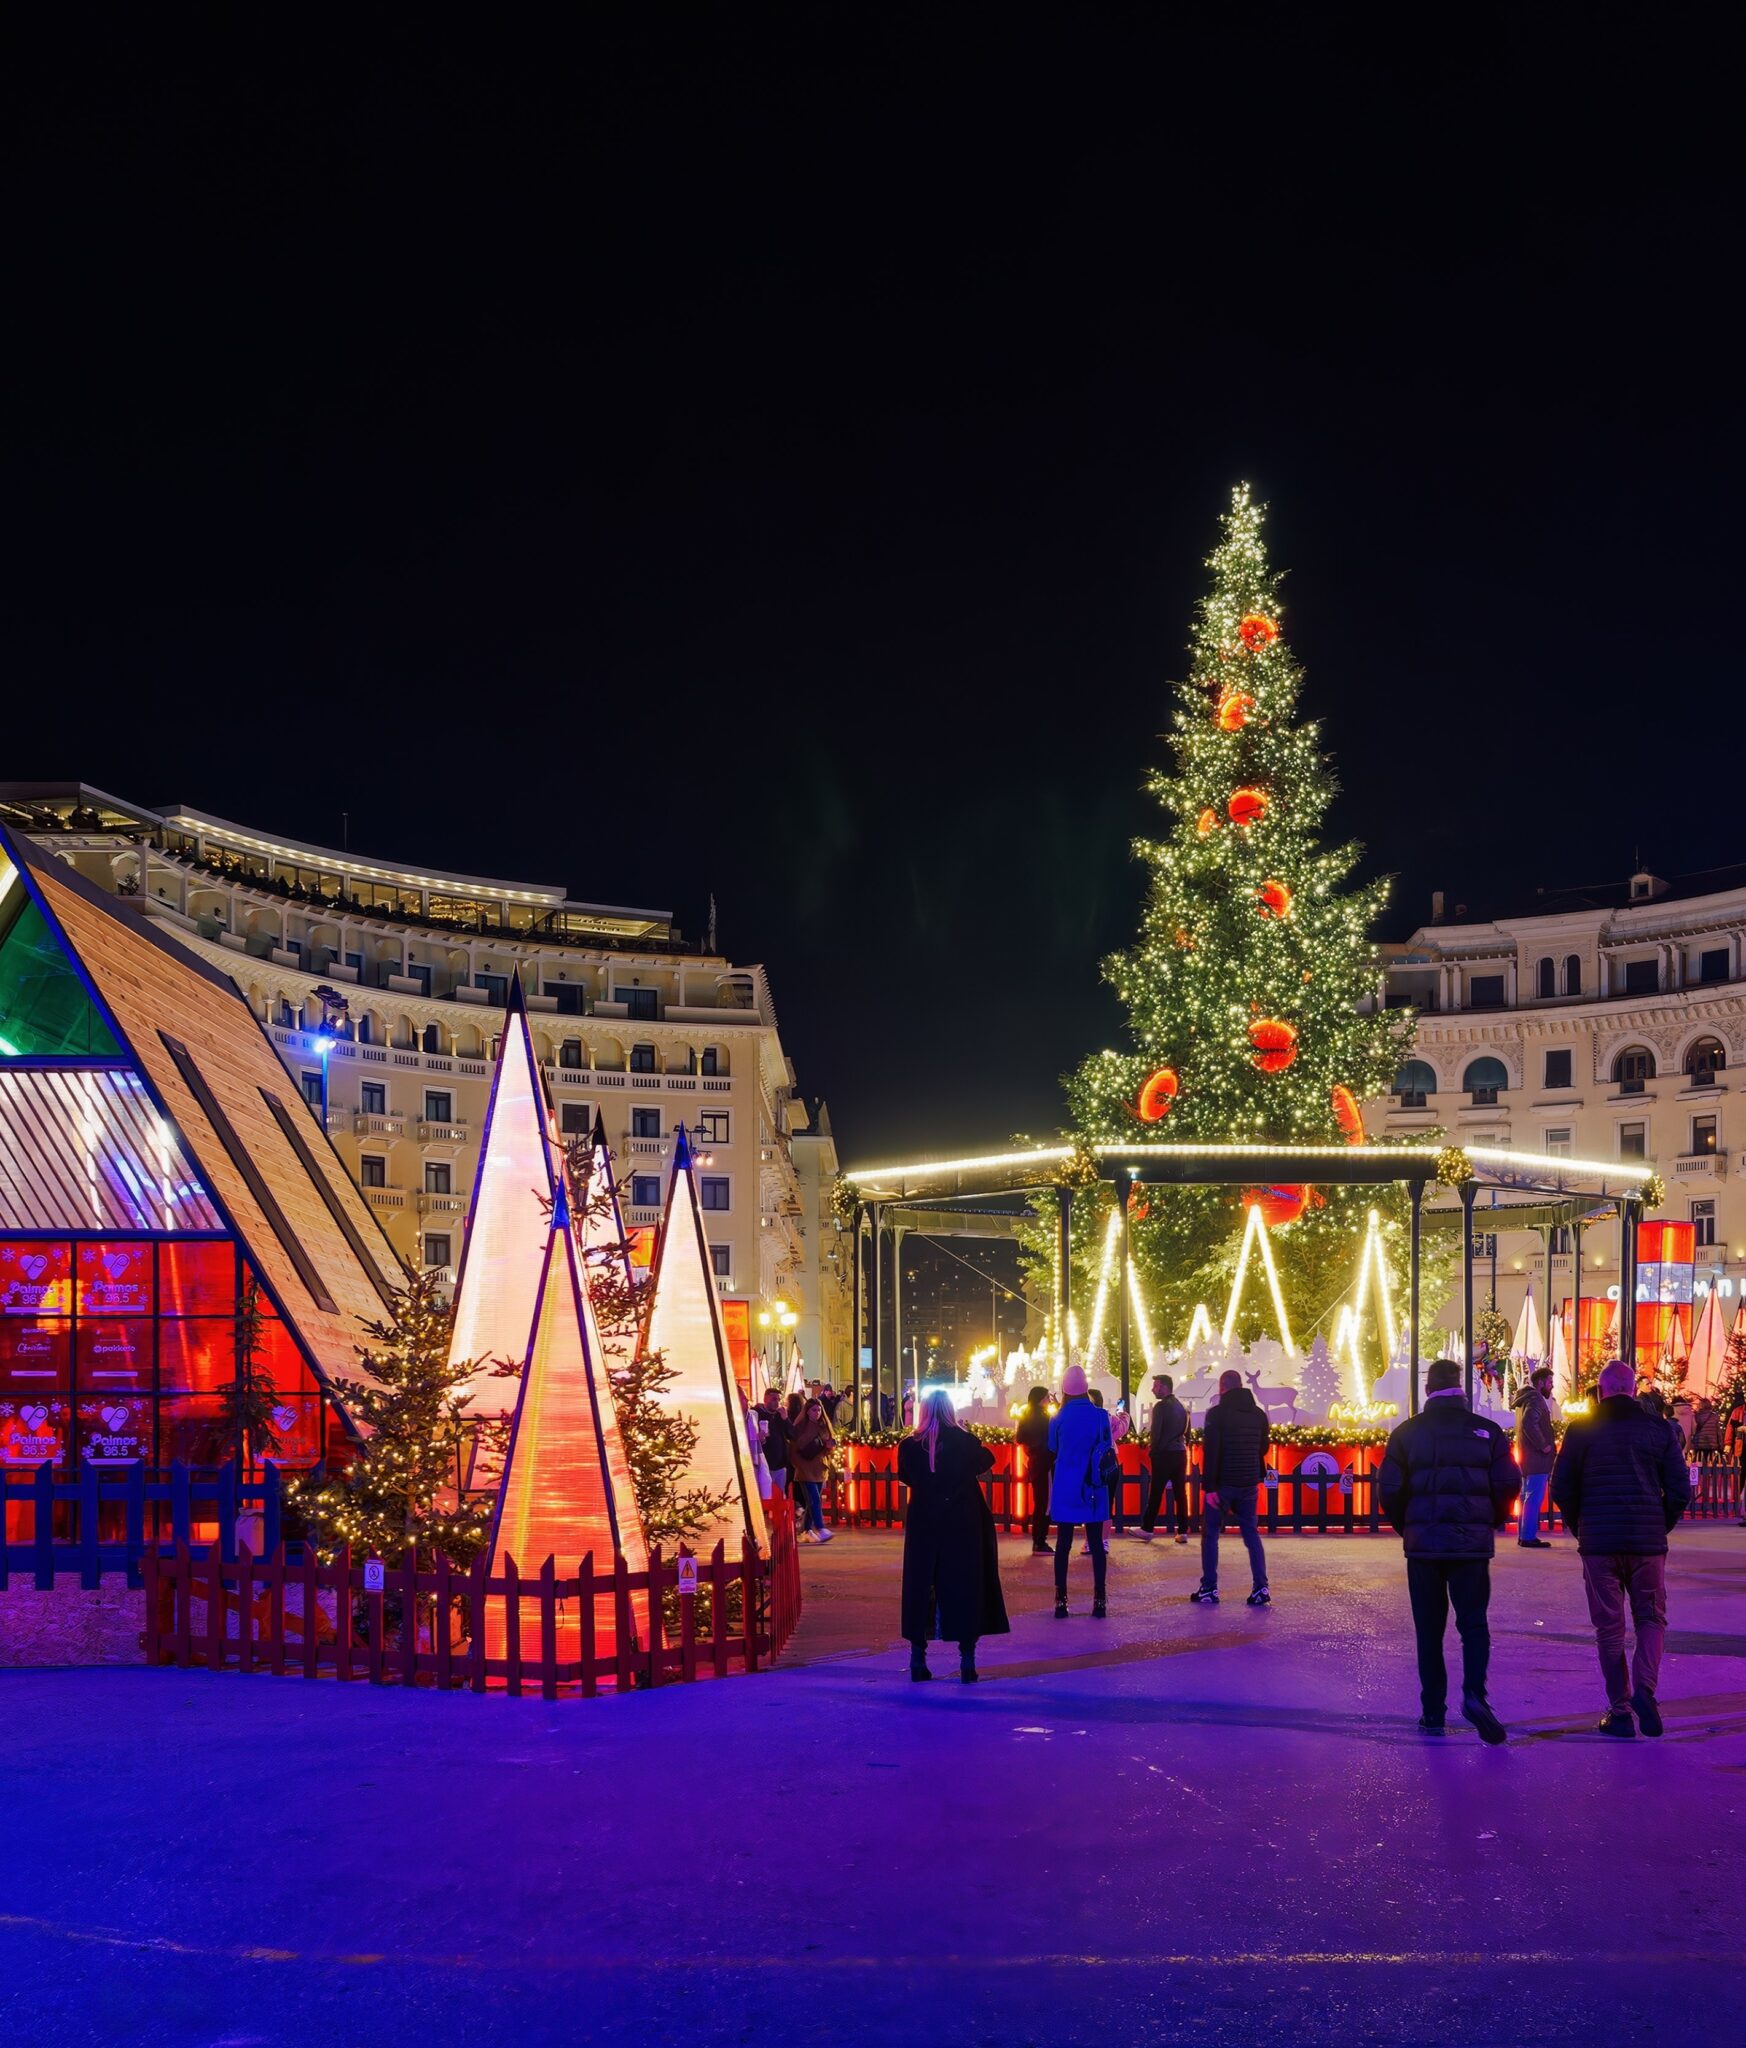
[
  {"xmin": 1, "ymin": 784, "xmax": 851, "ymax": 1381},
  {"xmin": 1372, "ymin": 865, "xmax": 1746, "ymax": 1335}
]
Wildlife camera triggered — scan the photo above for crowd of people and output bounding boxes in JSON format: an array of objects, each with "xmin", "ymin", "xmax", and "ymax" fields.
[
  {"xmin": 895, "ymin": 1354, "xmax": 1724, "ymax": 1739},
  {"xmin": 749, "ymin": 1380, "xmax": 853, "ymax": 1544}
]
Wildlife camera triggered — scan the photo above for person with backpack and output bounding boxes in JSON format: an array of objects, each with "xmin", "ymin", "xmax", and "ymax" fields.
[
  {"xmin": 1378, "ymin": 1358, "xmax": 1520, "ymax": 1743},
  {"xmin": 1047, "ymin": 1364, "xmax": 1114, "ymax": 1618},
  {"xmin": 1551, "ymin": 1357, "xmax": 1691, "ymax": 1738},
  {"xmin": 1190, "ymin": 1369, "xmax": 1272, "ymax": 1608}
]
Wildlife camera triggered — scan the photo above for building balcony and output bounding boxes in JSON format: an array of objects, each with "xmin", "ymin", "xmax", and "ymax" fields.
[
  {"xmin": 354, "ymin": 1112, "xmax": 406, "ymax": 1138},
  {"xmin": 1672, "ymin": 1151, "xmax": 1727, "ymax": 1181},
  {"xmin": 418, "ymin": 1121, "xmax": 469, "ymax": 1143},
  {"xmin": 625, "ymin": 1136, "xmax": 669, "ymax": 1155},
  {"xmin": 364, "ymin": 1187, "xmax": 406, "ymax": 1209},
  {"xmin": 627, "ymin": 1206, "xmax": 662, "ymax": 1228},
  {"xmin": 324, "ymin": 1106, "xmax": 349, "ymax": 1133},
  {"xmin": 418, "ymin": 1191, "xmax": 467, "ymax": 1214}
]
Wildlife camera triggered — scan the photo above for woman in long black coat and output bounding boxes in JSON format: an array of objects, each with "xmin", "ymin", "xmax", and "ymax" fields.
[{"xmin": 897, "ymin": 1389, "xmax": 1011, "ymax": 1682}]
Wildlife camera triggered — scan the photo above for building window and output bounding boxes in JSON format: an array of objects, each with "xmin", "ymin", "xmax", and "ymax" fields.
[
  {"xmin": 631, "ymin": 1107, "xmax": 661, "ymax": 1138},
  {"xmin": 361, "ymin": 1081, "xmax": 386, "ymax": 1115},
  {"xmin": 356, "ymin": 1013, "xmax": 374, "ymax": 1045},
  {"xmin": 1613, "ymin": 1046, "xmax": 1655, "ymax": 1095},
  {"xmin": 558, "ymin": 1038, "xmax": 584, "ymax": 1069},
  {"xmin": 1563, "ymin": 954, "xmax": 1581, "ymax": 996},
  {"xmin": 1544, "ymin": 1128, "xmax": 1572, "ymax": 1157},
  {"xmin": 700, "ymin": 1177, "xmax": 731, "ymax": 1212},
  {"xmin": 1691, "ymin": 1115, "xmax": 1718, "ymax": 1156},
  {"xmin": 278, "ymin": 999, "xmax": 296, "ymax": 1028},
  {"xmin": 630, "ymin": 1044, "xmax": 657, "ymax": 1073},
  {"xmin": 1623, "ymin": 957, "xmax": 1659, "ymax": 997},
  {"xmin": 425, "ymin": 1162, "xmax": 452, "ymax": 1194},
  {"xmin": 1618, "ymin": 1122, "xmax": 1647, "ymax": 1161},
  {"xmin": 419, "ymin": 1024, "xmax": 440, "ymax": 1055},
  {"xmin": 1543, "ymin": 1049, "xmax": 1573, "ymax": 1090},
  {"xmin": 1685, "ymin": 1037, "xmax": 1725, "ymax": 1087},
  {"xmin": 710, "ymin": 1245, "xmax": 732, "ymax": 1279},
  {"xmin": 300, "ymin": 1071, "xmax": 323, "ymax": 1108},
  {"xmin": 1550, "ymin": 1226, "xmax": 1572, "ymax": 1255},
  {"xmin": 699, "ymin": 1111, "xmax": 730, "ymax": 1145},
  {"xmin": 1699, "ymin": 947, "xmax": 1730, "ymax": 986},
  {"xmin": 1392, "ymin": 1060, "xmax": 1436, "ymax": 1108},
  {"xmin": 548, "ymin": 981, "xmax": 586, "ymax": 1015},
  {"xmin": 615, "ymin": 987, "xmax": 659, "ymax": 1020},
  {"xmin": 631, "ymin": 1175, "xmax": 661, "ymax": 1208},
  {"xmin": 424, "ymin": 1090, "xmax": 452, "ymax": 1124},
  {"xmin": 361, "ymin": 1156, "xmax": 386, "ymax": 1188},
  {"xmin": 475, "ymin": 973, "xmax": 508, "ymax": 1007},
  {"xmin": 424, "ymin": 1234, "xmax": 451, "ymax": 1270},
  {"xmin": 1692, "ymin": 1200, "xmax": 1717, "ymax": 1248},
  {"xmin": 1536, "ymin": 957, "xmax": 1555, "ymax": 999},
  {"xmin": 700, "ymin": 1046, "xmax": 720, "ymax": 1076},
  {"xmin": 560, "ymin": 1103, "xmax": 591, "ymax": 1135},
  {"xmin": 1462, "ymin": 1055, "xmax": 1508, "ymax": 1106},
  {"xmin": 1468, "ymin": 974, "xmax": 1506, "ymax": 1009}
]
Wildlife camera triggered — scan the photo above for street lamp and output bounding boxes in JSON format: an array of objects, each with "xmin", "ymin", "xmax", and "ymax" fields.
[{"xmin": 311, "ymin": 984, "xmax": 350, "ymax": 1134}]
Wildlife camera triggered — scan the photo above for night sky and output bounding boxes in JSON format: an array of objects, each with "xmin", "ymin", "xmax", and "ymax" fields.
[{"xmin": 11, "ymin": 13, "xmax": 1740, "ymax": 1163}]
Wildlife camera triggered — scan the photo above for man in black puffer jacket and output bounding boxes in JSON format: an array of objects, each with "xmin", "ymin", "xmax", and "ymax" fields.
[
  {"xmin": 1191, "ymin": 1372, "xmax": 1271, "ymax": 1608},
  {"xmin": 1379, "ymin": 1359, "xmax": 1521, "ymax": 1742},
  {"xmin": 1552, "ymin": 1358, "xmax": 1690, "ymax": 1738}
]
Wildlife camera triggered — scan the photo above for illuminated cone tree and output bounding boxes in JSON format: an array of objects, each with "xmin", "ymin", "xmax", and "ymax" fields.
[{"xmin": 1066, "ymin": 486, "xmax": 1409, "ymax": 1346}]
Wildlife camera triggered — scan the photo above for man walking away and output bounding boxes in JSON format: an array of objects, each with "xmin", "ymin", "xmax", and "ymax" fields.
[
  {"xmin": 1512, "ymin": 1364, "xmax": 1558, "ymax": 1548},
  {"xmin": 1379, "ymin": 1359, "xmax": 1520, "ymax": 1743},
  {"xmin": 1014, "ymin": 1387, "xmax": 1055, "ymax": 1556},
  {"xmin": 1140, "ymin": 1373, "xmax": 1191, "ymax": 1544},
  {"xmin": 1551, "ymin": 1357, "xmax": 1691, "ymax": 1738},
  {"xmin": 1191, "ymin": 1369, "xmax": 1271, "ymax": 1607}
]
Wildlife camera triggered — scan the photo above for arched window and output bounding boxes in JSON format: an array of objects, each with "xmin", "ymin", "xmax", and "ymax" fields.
[
  {"xmin": 421, "ymin": 1024, "xmax": 442, "ymax": 1055},
  {"xmin": 1685, "ymin": 1037, "xmax": 1726, "ymax": 1087},
  {"xmin": 1536, "ymin": 957, "xmax": 1556, "ymax": 999},
  {"xmin": 1463, "ymin": 1056, "xmax": 1509, "ymax": 1105},
  {"xmin": 1613, "ymin": 1045, "xmax": 1656, "ymax": 1094},
  {"xmin": 1393, "ymin": 1060, "xmax": 1437, "ymax": 1108},
  {"xmin": 356, "ymin": 1014, "xmax": 373, "ymax": 1045},
  {"xmin": 630, "ymin": 1042, "xmax": 657, "ymax": 1074},
  {"xmin": 559, "ymin": 1038, "xmax": 584, "ymax": 1069},
  {"xmin": 1563, "ymin": 954, "xmax": 1581, "ymax": 996}
]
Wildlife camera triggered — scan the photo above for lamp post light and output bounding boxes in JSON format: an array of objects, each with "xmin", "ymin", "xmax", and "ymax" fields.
[{"xmin": 310, "ymin": 984, "xmax": 350, "ymax": 1134}]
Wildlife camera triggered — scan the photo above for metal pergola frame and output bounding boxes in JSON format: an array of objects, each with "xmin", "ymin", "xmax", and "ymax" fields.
[{"xmin": 841, "ymin": 1141, "xmax": 1655, "ymax": 1421}]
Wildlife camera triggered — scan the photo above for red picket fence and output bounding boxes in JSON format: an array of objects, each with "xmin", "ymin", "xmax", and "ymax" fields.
[{"xmin": 141, "ymin": 1496, "xmax": 801, "ymax": 1699}]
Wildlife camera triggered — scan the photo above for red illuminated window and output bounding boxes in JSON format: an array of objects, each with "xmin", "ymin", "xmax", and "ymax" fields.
[
  {"xmin": 0, "ymin": 1241, "xmax": 73, "ymax": 1316},
  {"xmin": 159, "ymin": 1241, "xmax": 238, "ymax": 1317},
  {"xmin": 76, "ymin": 1240, "xmax": 155, "ymax": 1316}
]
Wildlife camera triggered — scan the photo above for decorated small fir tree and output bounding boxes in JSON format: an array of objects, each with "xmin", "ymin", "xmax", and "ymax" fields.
[
  {"xmin": 215, "ymin": 1276, "xmax": 282, "ymax": 1475},
  {"xmin": 286, "ymin": 1269, "xmax": 500, "ymax": 1568},
  {"xmin": 1066, "ymin": 486, "xmax": 1410, "ymax": 1345}
]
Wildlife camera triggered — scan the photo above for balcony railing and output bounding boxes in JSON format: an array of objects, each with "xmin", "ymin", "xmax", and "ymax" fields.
[
  {"xmin": 1672, "ymin": 1151, "xmax": 1727, "ymax": 1180},
  {"xmin": 354, "ymin": 1112, "xmax": 406, "ymax": 1137},
  {"xmin": 418, "ymin": 1191, "xmax": 467, "ymax": 1214},
  {"xmin": 364, "ymin": 1187, "xmax": 405, "ymax": 1209},
  {"xmin": 417, "ymin": 1121, "xmax": 469, "ymax": 1143}
]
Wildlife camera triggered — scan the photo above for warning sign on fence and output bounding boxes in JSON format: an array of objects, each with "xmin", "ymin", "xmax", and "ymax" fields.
[
  {"xmin": 363, "ymin": 1559, "xmax": 385, "ymax": 1592},
  {"xmin": 677, "ymin": 1557, "xmax": 698, "ymax": 1596}
]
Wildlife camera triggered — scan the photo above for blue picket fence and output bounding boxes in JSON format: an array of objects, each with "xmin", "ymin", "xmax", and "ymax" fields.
[{"xmin": 0, "ymin": 1460, "xmax": 287, "ymax": 1591}]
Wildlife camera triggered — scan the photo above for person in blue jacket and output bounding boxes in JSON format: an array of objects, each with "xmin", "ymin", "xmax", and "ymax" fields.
[{"xmin": 1048, "ymin": 1364, "xmax": 1113, "ymax": 1619}]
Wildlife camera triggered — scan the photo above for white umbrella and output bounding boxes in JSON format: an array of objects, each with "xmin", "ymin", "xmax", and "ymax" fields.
[
  {"xmin": 1687, "ymin": 1288, "xmax": 1726, "ymax": 1400},
  {"xmin": 1512, "ymin": 1286, "xmax": 1544, "ymax": 1367},
  {"xmin": 783, "ymin": 1348, "xmax": 807, "ymax": 1399},
  {"xmin": 1549, "ymin": 1313, "xmax": 1571, "ymax": 1403}
]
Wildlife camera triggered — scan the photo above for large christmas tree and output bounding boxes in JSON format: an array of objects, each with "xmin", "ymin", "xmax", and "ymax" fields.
[{"xmin": 1066, "ymin": 486, "xmax": 1409, "ymax": 1350}]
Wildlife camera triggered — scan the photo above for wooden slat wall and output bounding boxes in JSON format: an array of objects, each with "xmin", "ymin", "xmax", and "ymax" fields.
[{"xmin": 27, "ymin": 861, "xmax": 406, "ymax": 1394}]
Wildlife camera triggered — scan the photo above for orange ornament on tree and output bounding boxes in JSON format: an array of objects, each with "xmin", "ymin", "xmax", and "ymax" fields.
[
  {"xmin": 1238, "ymin": 613, "xmax": 1279, "ymax": 650},
  {"xmin": 1256, "ymin": 879, "xmax": 1293, "ymax": 920},
  {"xmin": 1228, "ymin": 787, "xmax": 1269, "ymax": 829},
  {"xmin": 1134, "ymin": 1066, "xmax": 1180, "ymax": 1123},
  {"xmin": 1243, "ymin": 1183, "xmax": 1317, "ymax": 1229},
  {"xmin": 1196, "ymin": 807, "xmax": 1221, "ymax": 838},
  {"xmin": 1331, "ymin": 1083, "xmax": 1366, "ymax": 1146},
  {"xmin": 1215, "ymin": 690, "xmax": 1255, "ymax": 732},
  {"xmin": 1248, "ymin": 1016, "xmax": 1298, "ymax": 1073}
]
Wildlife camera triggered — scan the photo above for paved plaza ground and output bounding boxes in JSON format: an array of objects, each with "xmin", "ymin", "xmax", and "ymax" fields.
[{"xmin": 4, "ymin": 1524, "xmax": 1744, "ymax": 2047}]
